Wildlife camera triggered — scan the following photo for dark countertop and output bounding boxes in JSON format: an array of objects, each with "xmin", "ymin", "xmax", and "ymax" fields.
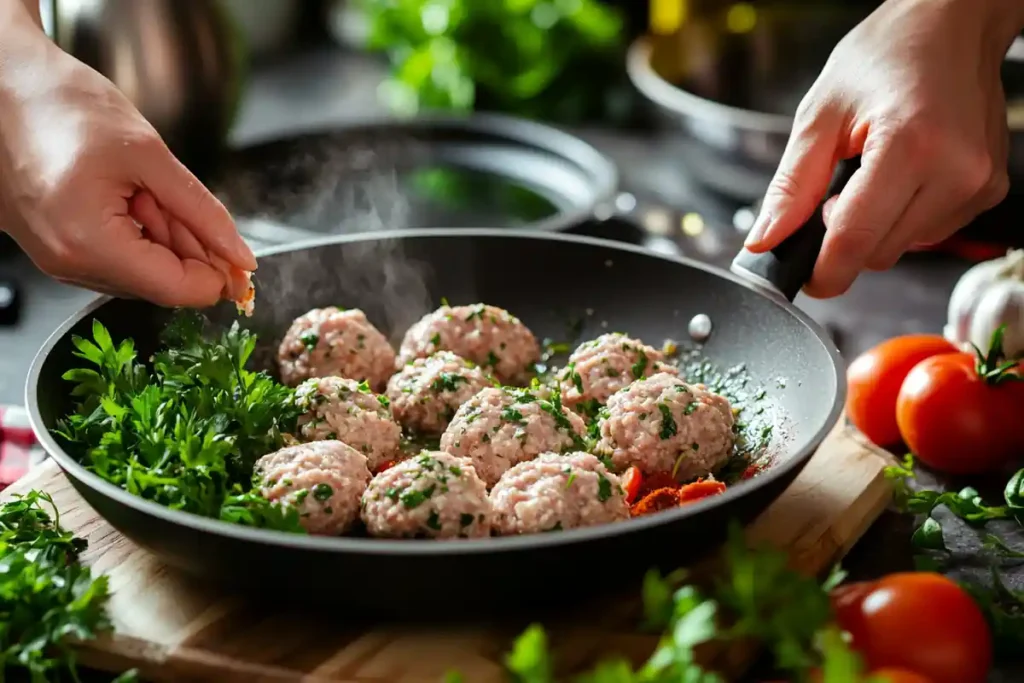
[{"xmin": 1, "ymin": 46, "xmax": 1020, "ymax": 681}]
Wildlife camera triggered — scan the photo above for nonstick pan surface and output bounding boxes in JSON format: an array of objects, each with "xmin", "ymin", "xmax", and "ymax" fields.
[{"xmin": 27, "ymin": 225, "xmax": 845, "ymax": 617}]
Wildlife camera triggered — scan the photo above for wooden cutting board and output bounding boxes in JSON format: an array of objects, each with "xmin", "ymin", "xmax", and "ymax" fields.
[{"xmin": 2, "ymin": 420, "xmax": 895, "ymax": 683}]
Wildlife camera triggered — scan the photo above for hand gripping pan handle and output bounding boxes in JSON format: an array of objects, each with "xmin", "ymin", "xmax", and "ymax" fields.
[{"xmin": 731, "ymin": 158, "xmax": 859, "ymax": 302}]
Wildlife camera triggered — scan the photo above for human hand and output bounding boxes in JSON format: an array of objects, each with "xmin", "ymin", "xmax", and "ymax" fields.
[
  {"xmin": 743, "ymin": 0, "xmax": 1022, "ymax": 298},
  {"xmin": 0, "ymin": 17, "xmax": 256, "ymax": 308}
]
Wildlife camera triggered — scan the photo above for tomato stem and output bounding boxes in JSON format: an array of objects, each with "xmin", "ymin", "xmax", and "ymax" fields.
[{"xmin": 971, "ymin": 326, "xmax": 1023, "ymax": 385}]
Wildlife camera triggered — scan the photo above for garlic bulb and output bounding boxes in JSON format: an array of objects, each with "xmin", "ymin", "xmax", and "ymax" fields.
[{"xmin": 944, "ymin": 249, "xmax": 1024, "ymax": 358}]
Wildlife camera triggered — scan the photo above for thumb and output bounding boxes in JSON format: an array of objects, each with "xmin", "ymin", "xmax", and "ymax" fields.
[
  {"xmin": 134, "ymin": 135, "xmax": 257, "ymax": 272},
  {"xmin": 745, "ymin": 101, "xmax": 843, "ymax": 253}
]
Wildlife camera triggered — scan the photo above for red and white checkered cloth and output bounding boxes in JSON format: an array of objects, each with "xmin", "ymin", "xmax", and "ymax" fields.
[{"xmin": 0, "ymin": 405, "xmax": 47, "ymax": 491}]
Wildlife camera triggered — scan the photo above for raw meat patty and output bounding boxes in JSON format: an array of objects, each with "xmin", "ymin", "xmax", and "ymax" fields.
[
  {"xmin": 386, "ymin": 351, "xmax": 494, "ymax": 435},
  {"xmin": 490, "ymin": 451, "xmax": 629, "ymax": 535},
  {"xmin": 360, "ymin": 451, "xmax": 491, "ymax": 539},
  {"xmin": 397, "ymin": 303, "xmax": 540, "ymax": 384},
  {"xmin": 440, "ymin": 386, "xmax": 587, "ymax": 487},
  {"xmin": 254, "ymin": 440, "xmax": 371, "ymax": 536},
  {"xmin": 278, "ymin": 307, "xmax": 395, "ymax": 390},
  {"xmin": 595, "ymin": 372, "xmax": 734, "ymax": 481},
  {"xmin": 294, "ymin": 376, "xmax": 401, "ymax": 471},
  {"xmin": 558, "ymin": 333, "xmax": 678, "ymax": 414}
]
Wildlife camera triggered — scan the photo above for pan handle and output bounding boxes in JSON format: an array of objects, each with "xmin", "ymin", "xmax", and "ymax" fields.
[{"xmin": 729, "ymin": 158, "xmax": 859, "ymax": 302}]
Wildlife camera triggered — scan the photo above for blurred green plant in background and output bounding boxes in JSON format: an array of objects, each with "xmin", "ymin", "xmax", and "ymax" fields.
[{"xmin": 358, "ymin": 0, "xmax": 633, "ymax": 124}]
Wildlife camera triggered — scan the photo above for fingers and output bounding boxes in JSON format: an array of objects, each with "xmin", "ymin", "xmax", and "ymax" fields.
[
  {"xmin": 89, "ymin": 216, "xmax": 227, "ymax": 308},
  {"xmin": 206, "ymin": 250, "xmax": 253, "ymax": 303},
  {"xmin": 866, "ymin": 175, "xmax": 1008, "ymax": 272},
  {"xmin": 861, "ymin": 117, "xmax": 1010, "ymax": 274},
  {"xmin": 864, "ymin": 185, "xmax": 958, "ymax": 271},
  {"xmin": 128, "ymin": 191, "xmax": 248, "ymax": 304},
  {"xmin": 744, "ymin": 97, "xmax": 843, "ymax": 252},
  {"xmin": 804, "ymin": 135, "xmax": 922, "ymax": 298},
  {"xmin": 166, "ymin": 217, "xmax": 250, "ymax": 302},
  {"xmin": 134, "ymin": 136, "xmax": 256, "ymax": 272},
  {"xmin": 129, "ymin": 191, "xmax": 171, "ymax": 248}
]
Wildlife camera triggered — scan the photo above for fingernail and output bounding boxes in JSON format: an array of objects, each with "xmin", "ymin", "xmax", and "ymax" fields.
[
  {"xmin": 236, "ymin": 242, "xmax": 257, "ymax": 271},
  {"xmin": 744, "ymin": 211, "xmax": 772, "ymax": 247}
]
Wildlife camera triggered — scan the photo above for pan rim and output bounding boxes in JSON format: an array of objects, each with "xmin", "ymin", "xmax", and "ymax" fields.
[{"xmin": 25, "ymin": 228, "xmax": 846, "ymax": 556}]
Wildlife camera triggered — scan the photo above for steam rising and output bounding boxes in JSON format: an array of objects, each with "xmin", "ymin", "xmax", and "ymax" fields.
[
  {"xmin": 216, "ymin": 129, "xmax": 431, "ymax": 234},
  {"xmin": 216, "ymin": 131, "xmax": 438, "ymax": 367}
]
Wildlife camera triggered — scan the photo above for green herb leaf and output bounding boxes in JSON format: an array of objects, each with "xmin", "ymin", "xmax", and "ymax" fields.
[
  {"xmin": 432, "ymin": 372, "xmax": 468, "ymax": 393},
  {"xmin": 816, "ymin": 626, "xmax": 868, "ymax": 683},
  {"xmin": 911, "ymin": 516, "xmax": 946, "ymax": 551},
  {"xmin": 631, "ymin": 350, "xmax": 648, "ymax": 379},
  {"xmin": 972, "ymin": 325, "xmax": 1024, "ymax": 385},
  {"xmin": 0, "ymin": 491, "xmax": 123, "ymax": 681},
  {"xmin": 505, "ymin": 624, "xmax": 554, "ymax": 683},
  {"xmin": 886, "ymin": 455, "xmax": 1011, "ymax": 527},
  {"xmin": 504, "ymin": 521, "xmax": 870, "ymax": 682},
  {"xmin": 657, "ymin": 403, "xmax": 677, "ymax": 440},
  {"xmin": 53, "ymin": 311, "xmax": 303, "ymax": 533}
]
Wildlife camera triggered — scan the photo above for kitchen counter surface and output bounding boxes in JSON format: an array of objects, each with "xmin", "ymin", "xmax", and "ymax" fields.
[{"xmin": 1, "ymin": 46, "xmax": 1020, "ymax": 681}]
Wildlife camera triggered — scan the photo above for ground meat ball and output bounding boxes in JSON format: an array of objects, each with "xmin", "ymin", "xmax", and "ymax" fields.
[
  {"xmin": 558, "ymin": 333, "xmax": 679, "ymax": 414},
  {"xmin": 254, "ymin": 441, "xmax": 371, "ymax": 536},
  {"xmin": 397, "ymin": 304, "xmax": 540, "ymax": 384},
  {"xmin": 386, "ymin": 351, "xmax": 494, "ymax": 435},
  {"xmin": 360, "ymin": 451, "xmax": 491, "ymax": 539},
  {"xmin": 440, "ymin": 387, "xmax": 587, "ymax": 487},
  {"xmin": 490, "ymin": 452, "xmax": 629, "ymax": 535},
  {"xmin": 595, "ymin": 372, "xmax": 734, "ymax": 481},
  {"xmin": 294, "ymin": 376, "xmax": 401, "ymax": 471},
  {"xmin": 278, "ymin": 307, "xmax": 396, "ymax": 390}
]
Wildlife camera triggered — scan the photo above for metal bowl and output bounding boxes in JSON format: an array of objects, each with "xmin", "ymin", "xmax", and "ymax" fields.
[{"xmin": 628, "ymin": 7, "xmax": 1024, "ymax": 202}]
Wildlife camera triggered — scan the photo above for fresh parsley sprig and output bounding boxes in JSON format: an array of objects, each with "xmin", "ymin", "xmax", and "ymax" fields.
[
  {"xmin": 885, "ymin": 454, "xmax": 1024, "ymax": 654},
  {"xmin": 0, "ymin": 491, "xmax": 137, "ymax": 682},
  {"xmin": 884, "ymin": 455, "xmax": 1024, "ymax": 554},
  {"xmin": 501, "ymin": 525, "xmax": 876, "ymax": 683},
  {"xmin": 54, "ymin": 311, "xmax": 303, "ymax": 532}
]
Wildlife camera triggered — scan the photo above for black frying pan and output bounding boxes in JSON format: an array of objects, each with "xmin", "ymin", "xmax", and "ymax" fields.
[{"xmin": 25, "ymin": 165, "xmax": 853, "ymax": 617}]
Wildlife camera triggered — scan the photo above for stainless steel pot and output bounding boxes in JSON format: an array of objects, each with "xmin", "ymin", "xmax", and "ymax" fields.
[
  {"xmin": 628, "ymin": 9, "xmax": 1024, "ymax": 203},
  {"xmin": 44, "ymin": 0, "xmax": 247, "ymax": 178}
]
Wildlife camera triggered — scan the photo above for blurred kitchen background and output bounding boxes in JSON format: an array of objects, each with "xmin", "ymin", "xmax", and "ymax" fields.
[{"xmin": 1, "ymin": 0, "xmax": 1023, "ymax": 404}]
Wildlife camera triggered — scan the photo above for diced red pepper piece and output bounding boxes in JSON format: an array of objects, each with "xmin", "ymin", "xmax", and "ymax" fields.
[
  {"xmin": 677, "ymin": 479, "xmax": 727, "ymax": 504},
  {"xmin": 629, "ymin": 488, "xmax": 681, "ymax": 517},
  {"xmin": 621, "ymin": 466, "xmax": 642, "ymax": 504}
]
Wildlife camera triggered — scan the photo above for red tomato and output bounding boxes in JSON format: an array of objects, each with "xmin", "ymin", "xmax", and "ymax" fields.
[
  {"xmin": 621, "ymin": 467, "xmax": 642, "ymax": 504},
  {"xmin": 846, "ymin": 335, "xmax": 958, "ymax": 446},
  {"xmin": 831, "ymin": 573, "xmax": 991, "ymax": 683},
  {"xmin": 896, "ymin": 352, "xmax": 1024, "ymax": 474},
  {"xmin": 870, "ymin": 669, "xmax": 934, "ymax": 683}
]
